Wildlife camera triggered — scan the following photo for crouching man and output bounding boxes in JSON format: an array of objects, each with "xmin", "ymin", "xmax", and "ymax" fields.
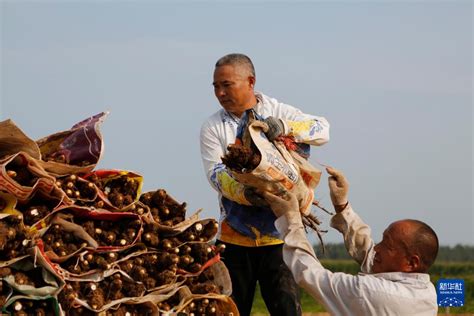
[{"xmin": 262, "ymin": 167, "xmax": 439, "ymax": 316}]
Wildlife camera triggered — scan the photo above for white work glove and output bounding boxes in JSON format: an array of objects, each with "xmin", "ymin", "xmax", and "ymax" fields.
[
  {"xmin": 326, "ymin": 166, "xmax": 349, "ymax": 212},
  {"xmin": 262, "ymin": 190, "xmax": 300, "ymax": 219},
  {"xmin": 263, "ymin": 116, "xmax": 285, "ymax": 141}
]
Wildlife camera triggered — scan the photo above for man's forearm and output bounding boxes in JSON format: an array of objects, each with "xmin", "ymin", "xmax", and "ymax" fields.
[
  {"xmin": 207, "ymin": 164, "xmax": 250, "ymax": 205},
  {"xmin": 284, "ymin": 117, "xmax": 330, "ymax": 146},
  {"xmin": 330, "ymin": 204, "xmax": 375, "ymax": 273},
  {"xmin": 275, "ymin": 213, "xmax": 360, "ymax": 315},
  {"xmin": 276, "ymin": 213, "xmax": 319, "ymax": 260},
  {"xmin": 200, "ymin": 125, "xmax": 251, "ymax": 206}
]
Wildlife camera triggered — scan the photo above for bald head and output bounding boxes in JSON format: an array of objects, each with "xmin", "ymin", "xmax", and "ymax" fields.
[
  {"xmin": 397, "ymin": 219, "xmax": 439, "ymax": 272},
  {"xmin": 373, "ymin": 219, "xmax": 439, "ymax": 274}
]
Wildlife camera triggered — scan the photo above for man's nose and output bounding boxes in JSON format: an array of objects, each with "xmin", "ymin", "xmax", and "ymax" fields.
[{"xmin": 215, "ymin": 88, "xmax": 226, "ymax": 97}]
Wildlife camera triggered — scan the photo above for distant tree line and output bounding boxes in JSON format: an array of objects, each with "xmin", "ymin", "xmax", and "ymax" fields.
[
  {"xmin": 314, "ymin": 243, "xmax": 474, "ymax": 262},
  {"xmin": 436, "ymin": 244, "xmax": 474, "ymax": 261}
]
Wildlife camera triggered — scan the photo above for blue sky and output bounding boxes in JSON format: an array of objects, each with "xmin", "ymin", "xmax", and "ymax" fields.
[{"xmin": 1, "ymin": 1, "xmax": 472, "ymax": 246}]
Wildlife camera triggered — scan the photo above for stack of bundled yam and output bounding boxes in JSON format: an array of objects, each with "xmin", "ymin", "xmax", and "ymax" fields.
[{"xmin": 0, "ymin": 113, "xmax": 238, "ymax": 316}]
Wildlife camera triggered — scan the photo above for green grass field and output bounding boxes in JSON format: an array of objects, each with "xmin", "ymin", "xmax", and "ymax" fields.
[{"xmin": 250, "ymin": 260, "xmax": 474, "ymax": 315}]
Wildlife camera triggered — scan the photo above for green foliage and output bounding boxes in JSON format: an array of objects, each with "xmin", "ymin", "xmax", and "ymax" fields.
[
  {"xmin": 249, "ymin": 284, "xmax": 268, "ymax": 314},
  {"xmin": 321, "ymin": 259, "xmax": 359, "ymax": 274},
  {"xmin": 315, "ymin": 242, "xmax": 351, "ymax": 260},
  {"xmin": 250, "ymin": 283, "xmax": 327, "ymax": 314},
  {"xmin": 436, "ymin": 244, "xmax": 474, "ymax": 262},
  {"xmin": 315, "ymin": 243, "xmax": 474, "ymax": 262},
  {"xmin": 429, "ymin": 261, "xmax": 474, "ymax": 276}
]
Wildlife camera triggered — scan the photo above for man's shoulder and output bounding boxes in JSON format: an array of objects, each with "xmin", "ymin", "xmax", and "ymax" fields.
[
  {"xmin": 256, "ymin": 91, "xmax": 301, "ymax": 116},
  {"xmin": 256, "ymin": 91, "xmax": 280, "ymax": 106},
  {"xmin": 202, "ymin": 109, "xmax": 225, "ymax": 127},
  {"xmin": 360, "ymin": 272, "xmax": 433, "ymax": 288}
]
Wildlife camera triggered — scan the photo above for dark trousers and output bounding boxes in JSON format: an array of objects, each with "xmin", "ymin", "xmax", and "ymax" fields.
[{"xmin": 216, "ymin": 240, "xmax": 302, "ymax": 316}]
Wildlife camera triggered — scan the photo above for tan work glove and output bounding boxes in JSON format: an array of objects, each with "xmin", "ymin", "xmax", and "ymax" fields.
[
  {"xmin": 326, "ymin": 166, "xmax": 349, "ymax": 212},
  {"xmin": 262, "ymin": 190, "xmax": 300, "ymax": 219}
]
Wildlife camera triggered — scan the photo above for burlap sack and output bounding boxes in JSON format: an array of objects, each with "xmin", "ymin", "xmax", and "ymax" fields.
[
  {"xmin": 3, "ymin": 191, "xmax": 65, "ymax": 232},
  {"xmin": 231, "ymin": 120, "xmax": 321, "ymax": 215},
  {"xmin": 0, "ymin": 152, "xmax": 64, "ymax": 203},
  {"xmin": 143, "ymin": 208, "xmax": 210, "ymax": 236},
  {"xmin": 0, "ymin": 254, "xmax": 63, "ymax": 298},
  {"xmin": 0, "ymin": 119, "xmax": 41, "ymax": 160},
  {"xmin": 36, "ymin": 112, "xmax": 108, "ymax": 177},
  {"xmin": 0, "ymin": 211, "xmax": 34, "ymax": 263},
  {"xmin": 1, "ymin": 295, "xmax": 61, "ymax": 316},
  {"xmin": 98, "ymin": 301, "xmax": 159, "ymax": 316},
  {"xmin": 110, "ymin": 284, "xmax": 186, "ymax": 316},
  {"xmin": 165, "ymin": 217, "xmax": 218, "ymax": 243},
  {"xmin": 0, "ymin": 191, "xmax": 21, "ymax": 217},
  {"xmin": 68, "ymin": 271, "xmax": 185, "ymax": 314},
  {"xmin": 176, "ymin": 244, "xmax": 225, "ymax": 278},
  {"xmin": 56, "ymin": 251, "xmax": 121, "ymax": 282},
  {"xmin": 108, "ymin": 249, "xmax": 183, "ymax": 291},
  {"xmin": 83, "ymin": 169, "xmax": 143, "ymax": 211},
  {"xmin": 163, "ymin": 261, "xmax": 233, "ymax": 314},
  {"xmin": 40, "ymin": 207, "xmax": 142, "ymax": 259},
  {"xmin": 64, "ymin": 270, "xmax": 144, "ymax": 313},
  {"xmin": 55, "ymin": 245, "xmax": 147, "ymax": 282},
  {"xmin": 174, "ymin": 291, "xmax": 239, "ymax": 316}
]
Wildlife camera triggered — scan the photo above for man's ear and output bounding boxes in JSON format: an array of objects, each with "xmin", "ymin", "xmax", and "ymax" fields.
[
  {"xmin": 406, "ymin": 254, "xmax": 422, "ymax": 272},
  {"xmin": 248, "ymin": 76, "xmax": 256, "ymax": 88}
]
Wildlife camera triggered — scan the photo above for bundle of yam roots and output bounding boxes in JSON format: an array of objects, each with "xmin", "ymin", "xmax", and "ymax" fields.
[
  {"xmin": 221, "ymin": 125, "xmax": 327, "ymax": 245},
  {"xmin": 0, "ymin": 115, "xmax": 237, "ymax": 316}
]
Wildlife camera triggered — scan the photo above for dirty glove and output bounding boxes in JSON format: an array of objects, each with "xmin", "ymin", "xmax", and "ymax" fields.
[
  {"xmin": 326, "ymin": 167, "xmax": 349, "ymax": 212},
  {"xmin": 263, "ymin": 117, "xmax": 285, "ymax": 141},
  {"xmin": 262, "ymin": 190, "xmax": 300, "ymax": 219},
  {"xmin": 244, "ymin": 187, "xmax": 268, "ymax": 207}
]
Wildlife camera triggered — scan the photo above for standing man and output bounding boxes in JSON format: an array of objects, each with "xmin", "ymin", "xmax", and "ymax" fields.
[
  {"xmin": 200, "ymin": 53, "xmax": 330, "ymax": 316},
  {"xmin": 263, "ymin": 167, "xmax": 439, "ymax": 315}
]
